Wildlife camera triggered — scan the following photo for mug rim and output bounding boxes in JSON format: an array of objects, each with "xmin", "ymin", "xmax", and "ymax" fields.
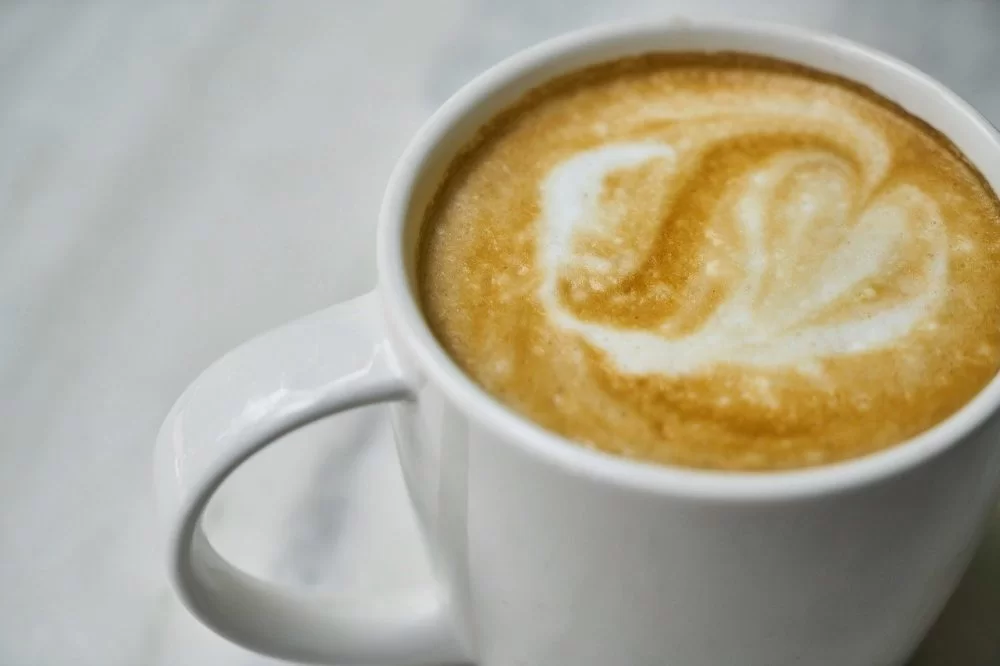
[{"xmin": 377, "ymin": 17, "xmax": 1000, "ymax": 501}]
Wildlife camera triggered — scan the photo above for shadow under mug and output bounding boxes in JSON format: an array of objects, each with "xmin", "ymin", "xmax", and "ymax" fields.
[{"xmin": 155, "ymin": 19, "xmax": 1000, "ymax": 666}]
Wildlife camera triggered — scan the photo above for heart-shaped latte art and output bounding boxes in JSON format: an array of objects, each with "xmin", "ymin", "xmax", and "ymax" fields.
[{"xmin": 537, "ymin": 97, "xmax": 949, "ymax": 377}]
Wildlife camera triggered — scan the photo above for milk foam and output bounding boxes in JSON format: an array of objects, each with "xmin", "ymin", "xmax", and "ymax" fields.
[
  {"xmin": 537, "ymin": 99, "xmax": 949, "ymax": 376},
  {"xmin": 421, "ymin": 53, "xmax": 1000, "ymax": 470}
]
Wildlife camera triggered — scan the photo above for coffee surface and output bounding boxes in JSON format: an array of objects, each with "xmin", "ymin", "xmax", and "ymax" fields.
[{"xmin": 419, "ymin": 53, "xmax": 1000, "ymax": 470}]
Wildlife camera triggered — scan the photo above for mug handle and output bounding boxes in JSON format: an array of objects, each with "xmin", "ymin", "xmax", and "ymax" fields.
[{"xmin": 154, "ymin": 292, "xmax": 466, "ymax": 665}]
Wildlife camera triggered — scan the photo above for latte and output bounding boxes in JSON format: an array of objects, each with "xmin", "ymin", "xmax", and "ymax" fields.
[{"xmin": 418, "ymin": 53, "xmax": 1000, "ymax": 471}]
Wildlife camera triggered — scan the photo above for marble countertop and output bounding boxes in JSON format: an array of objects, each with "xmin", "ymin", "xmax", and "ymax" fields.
[{"xmin": 4, "ymin": 2, "xmax": 1000, "ymax": 664}]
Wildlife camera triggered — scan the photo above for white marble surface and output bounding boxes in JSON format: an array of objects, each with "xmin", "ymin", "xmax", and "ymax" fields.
[{"xmin": 4, "ymin": 1, "xmax": 1000, "ymax": 664}]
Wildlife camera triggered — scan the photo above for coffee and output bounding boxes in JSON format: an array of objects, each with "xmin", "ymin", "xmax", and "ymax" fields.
[{"xmin": 418, "ymin": 53, "xmax": 1000, "ymax": 471}]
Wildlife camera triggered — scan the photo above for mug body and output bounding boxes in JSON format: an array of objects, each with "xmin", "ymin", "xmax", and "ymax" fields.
[
  {"xmin": 389, "ymin": 376, "xmax": 1000, "ymax": 665},
  {"xmin": 376, "ymin": 20, "xmax": 1000, "ymax": 666}
]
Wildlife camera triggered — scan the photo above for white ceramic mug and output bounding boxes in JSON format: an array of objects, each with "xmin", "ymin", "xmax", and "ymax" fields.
[{"xmin": 155, "ymin": 19, "xmax": 1000, "ymax": 666}]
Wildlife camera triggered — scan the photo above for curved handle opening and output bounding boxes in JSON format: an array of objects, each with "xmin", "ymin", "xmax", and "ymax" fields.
[
  {"xmin": 155, "ymin": 293, "xmax": 467, "ymax": 665},
  {"xmin": 176, "ymin": 471, "xmax": 462, "ymax": 665}
]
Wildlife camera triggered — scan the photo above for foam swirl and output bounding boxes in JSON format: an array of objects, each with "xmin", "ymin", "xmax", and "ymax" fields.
[{"xmin": 537, "ymin": 96, "xmax": 949, "ymax": 377}]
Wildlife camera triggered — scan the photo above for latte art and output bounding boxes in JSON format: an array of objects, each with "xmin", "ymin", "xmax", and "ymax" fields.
[
  {"xmin": 420, "ymin": 53, "xmax": 1000, "ymax": 470},
  {"xmin": 538, "ymin": 100, "xmax": 949, "ymax": 376}
]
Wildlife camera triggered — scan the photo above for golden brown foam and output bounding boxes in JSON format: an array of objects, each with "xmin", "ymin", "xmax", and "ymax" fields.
[{"xmin": 418, "ymin": 53, "xmax": 1000, "ymax": 471}]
